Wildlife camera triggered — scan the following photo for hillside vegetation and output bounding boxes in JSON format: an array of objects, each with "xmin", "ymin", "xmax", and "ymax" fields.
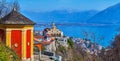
[{"xmin": 56, "ymin": 38, "xmax": 101, "ymax": 61}]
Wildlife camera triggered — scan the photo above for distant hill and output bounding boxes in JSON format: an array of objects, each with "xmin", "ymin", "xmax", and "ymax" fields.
[
  {"xmin": 88, "ymin": 3, "xmax": 120, "ymax": 24},
  {"xmin": 21, "ymin": 10, "xmax": 98, "ymax": 23}
]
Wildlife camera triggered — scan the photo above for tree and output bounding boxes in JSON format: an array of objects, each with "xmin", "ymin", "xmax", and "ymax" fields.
[
  {"xmin": 111, "ymin": 34, "xmax": 120, "ymax": 61},
  {"xmin": 67, "ymin": 38, "xmax": 74, "ymax": 48},
  {"xmin": 100, "ymin": 34, "xmax": 120, "ymax": 61},
  {"xmin": 81, "ymin": 30, "xmax": 105, "ymax": 45},
  {"xmin": 12, "ymin": 0, "xmax": 20, "ymax": 11},
  {"xmin": 81, "ymin": 29, "xmax": 89, "ymax": 39},
  {"xmin": 0, "ymin": 0, "xmax": 21, "ymax": 17},
  {"xmin": 0, "ymin": 0, "xmax": 7, "ymax": 17}
]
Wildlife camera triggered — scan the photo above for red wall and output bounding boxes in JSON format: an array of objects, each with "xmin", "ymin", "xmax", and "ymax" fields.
[{"xmin": 26, "ymin": 30, "xmax": 31, "ymax": 58}]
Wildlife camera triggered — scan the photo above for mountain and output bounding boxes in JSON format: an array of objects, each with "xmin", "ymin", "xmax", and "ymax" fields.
[
  {"xmin": 87, "ymin": 3, "xmax": 120, "ymax": 24},
  {"xmin": 21, "ymin": 10, "xmax": 98, "ymax": 23}
]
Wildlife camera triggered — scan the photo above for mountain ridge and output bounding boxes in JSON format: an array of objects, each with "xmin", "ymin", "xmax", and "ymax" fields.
[
  {"xmin": 21, "ymin": 10, "xmax": 98, "ymax": 23},
  {"xmin": 87, "ymin": 3, "xmax": 120, "ymax": 24}
]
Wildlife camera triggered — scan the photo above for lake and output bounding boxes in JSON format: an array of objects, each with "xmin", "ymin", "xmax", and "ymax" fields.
[{"xmin": 35, "ymin": 24, "xmax": 120, "ymax": 47}]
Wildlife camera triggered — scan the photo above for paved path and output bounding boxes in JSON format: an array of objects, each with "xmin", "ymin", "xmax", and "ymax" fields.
[{"xmin": 34, "ymin": 54, "xmax": 54, "ymax": 61}]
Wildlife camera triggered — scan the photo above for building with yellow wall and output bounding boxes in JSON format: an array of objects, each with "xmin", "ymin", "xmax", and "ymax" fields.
[{"xmin": 0, "ymin": 8, "xmax": 35, "ymax": 61}]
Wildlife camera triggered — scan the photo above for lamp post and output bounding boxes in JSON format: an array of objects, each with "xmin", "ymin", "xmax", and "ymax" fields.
[{"xmin": 39, "ymin": 49, "xmax": 41, "ymax": 61}]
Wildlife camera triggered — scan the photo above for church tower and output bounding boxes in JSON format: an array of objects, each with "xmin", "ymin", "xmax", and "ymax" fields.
[
  {"xmin": 50, "ymin": 22, "xmax": 64, "ymax": 37},
  {"xmin": 52, "ymin": 22, "xmax": 56, "ymax": 29}
]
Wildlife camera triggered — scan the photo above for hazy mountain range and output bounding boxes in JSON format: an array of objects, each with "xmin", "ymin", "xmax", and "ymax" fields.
[
  {"xmin": 21, "ymin": 10, "xmax": 98, "ymax": 23},
  {"xmin": 21, "ymin": 2, "xmax": 120, "ymax": 24}
]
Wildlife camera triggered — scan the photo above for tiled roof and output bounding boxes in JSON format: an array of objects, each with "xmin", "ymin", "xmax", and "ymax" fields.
[
  {"xmin": 34, "ymin": 38, "xmax": 51, "ymax": 45},
  {"xmin": 34, "ymin": 36, "xmax": 44, "ymax": 39},
  {"xmin": 0, "ymin": 9, "xmax": 35, "ymax": 25}
]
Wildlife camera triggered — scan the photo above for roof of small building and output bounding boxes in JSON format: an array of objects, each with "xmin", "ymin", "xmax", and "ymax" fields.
[
  {"xmin": 34, "ymin": 36, "xmax": 44, "ymax": 39},
  {"xmin": 0, "ymin": 9, "xmax": 35, "ymax": 25}
]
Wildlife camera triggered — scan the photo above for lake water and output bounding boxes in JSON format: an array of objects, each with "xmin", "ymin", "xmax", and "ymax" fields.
[{"xmin": 35, "ymin": 24, "xmax": 120, "ymax": 47}]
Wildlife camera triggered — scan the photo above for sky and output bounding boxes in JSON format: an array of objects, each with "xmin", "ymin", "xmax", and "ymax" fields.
[{"xmin": 18, "ymin": 0, "xmax": 120, "ymax": 12}]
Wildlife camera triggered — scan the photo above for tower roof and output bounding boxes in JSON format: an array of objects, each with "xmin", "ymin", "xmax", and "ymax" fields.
[
  {"xmin": 0, "ymin": 9, "xmax": 35, "ymax": 25},
  {"xmin": 52, "ymin": 22, "xmax": 56, "ymax": 29}
]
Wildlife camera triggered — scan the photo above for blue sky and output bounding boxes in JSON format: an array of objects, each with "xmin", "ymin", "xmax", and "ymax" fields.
[{"xmin": 19, "ymin": 0, "xmax": 120, "ymax": 12}]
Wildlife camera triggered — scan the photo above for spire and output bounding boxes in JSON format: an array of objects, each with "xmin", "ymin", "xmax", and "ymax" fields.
[
  {"xmin": 52, "ymin": 22, "xmax": 56, "ymax": 29},
  {"xmin": 13, "ymin": 7, "xmax": 17, "ymax": 11}
]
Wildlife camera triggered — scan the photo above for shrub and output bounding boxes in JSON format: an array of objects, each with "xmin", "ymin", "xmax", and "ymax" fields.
[
  {"xmin": 0, "ymin": 43, "xmax": 19, "ymax": 61},
  {"xmin": 67, "ymin": 38, "xmax": 74, "ymax": 48},
  {"xmin": 59, "ymin": 45, "xmax": 66, "ymax": 54}
]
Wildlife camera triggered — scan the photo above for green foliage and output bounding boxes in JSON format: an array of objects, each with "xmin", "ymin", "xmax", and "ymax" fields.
[
  {"xmin": 34, "ymin": 46, "xmax": 39, "ymax": 52},
  {"xmin": 0, "ymin": 43, "xmax": 19, "ymax": 61},
  {"xmin": 58, "ymin": 45, "xmax": 66, "ymax": 53},
  {"xmin": 67, "ymin": 38, "xmax": 74, "ymax": 48},
  {"xmin": 42, "ymin": 45, "xmax": 46, "ymax": 51},
  {"xmin": 56, "ymin": 38, "xmax": 66, "ymax": 53}
]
